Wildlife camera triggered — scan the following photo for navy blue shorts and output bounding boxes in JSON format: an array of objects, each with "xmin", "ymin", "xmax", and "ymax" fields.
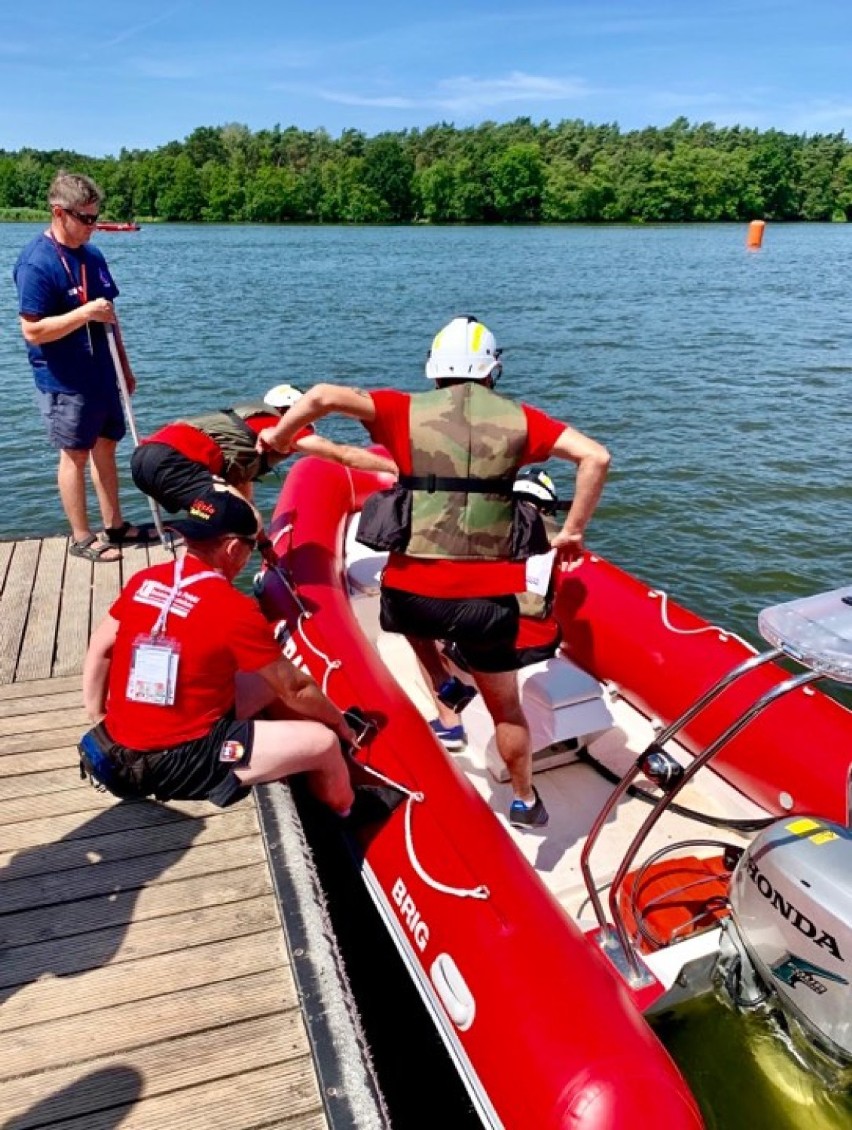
[
  {"xmin": 131, "ymin": 443, "xmax": 218, "ymax": 513},
  {"xmin": 37, "ymin": 389, "xmax": 126, "ymax": 450},
  {"xmin": 380, "ymin": 587, "xmax": 521, "ymax": 674}
]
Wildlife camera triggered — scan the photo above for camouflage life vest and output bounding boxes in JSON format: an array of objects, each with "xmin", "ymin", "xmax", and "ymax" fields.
[
  {"xmin": 180, "ymin": 402, "xmax": 285, "ymax": 485},
  {"xmin": 404, "ymin": 383, "xmax": 527, "ymax": 560}
]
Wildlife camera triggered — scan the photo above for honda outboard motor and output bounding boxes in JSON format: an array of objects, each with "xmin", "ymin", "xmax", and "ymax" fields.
[{"xmin": 727, "ymin": 817, "xmax": 852, "ymax": 1062}]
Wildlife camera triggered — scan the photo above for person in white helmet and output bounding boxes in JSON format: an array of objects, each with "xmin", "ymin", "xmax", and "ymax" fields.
[
  {"xmin": 256, "ymin": 316, "xmax": 610, "ymax": 829},
  {"xmin": 130, "ymin": 383, "xmax": 396, "ymax": 515}
]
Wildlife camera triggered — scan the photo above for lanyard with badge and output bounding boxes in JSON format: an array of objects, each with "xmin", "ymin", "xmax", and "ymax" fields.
[
  {"xmin": 47, "ymin": 233, "xmax": 93, "ymax": 355},
  {"xmin": 126, "ymin": 557, "xmax": 223, "ymax": 706}
]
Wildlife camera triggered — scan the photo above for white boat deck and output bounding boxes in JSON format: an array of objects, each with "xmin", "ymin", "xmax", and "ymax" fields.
[{"xmin": 374, "ymin": 628, "xmax": 764, "ymax": 928}]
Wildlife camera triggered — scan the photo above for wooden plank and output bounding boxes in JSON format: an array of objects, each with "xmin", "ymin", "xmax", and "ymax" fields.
[
  {"xmin": 0, "ymin": 686, "xmax": 82, "ymax": 719},
  {"xmin": 0, "ymin": 540, "xmax": 40, "ymax": 684},
  {"xmin": 0, "ymin": 928, "xmax": 287, "ymax": 1031},
  {"xmin": 0, "ymin": 780, "xmax": 128, "ymax": 824},
  {"xmin": 0, "ymin": 703, "xmax": 86, "ymax": 738},
  {"xmin": 15, "ymin": 536, "xmax": 67, "ymax": 682},
  {"xmin": 0, "ymin": 793, "xmax": 224, "ymax": 852},
  {"xmin": 0, "ymin": 539, "xmax": 13, "ymax": 595},
  {"xmin": 6, "ymin": 1061, "xmax": 325, "ymax": 1130},
  {"xmin": 0, "ymin": 764, "xmax": 81, "ymax": 798},
  {"xmin": 1, "ymin": 862, "xmax": 273, "ymax": 950},
  {"xmin": 67, "ymin": 1064, "xmax": 325, "ymax": 1130},
  {"xmin": 0, "ymin": 1011, "xmax": 312, "ymax": 1127},
  {"xmin": 121, "ymin": 541, "xmax": 158, "ymax": 583},
  {"xmin": 54, "ymin": 541, "xmax": 93, "ymax": 677},
  {"xmin": 1, "ymin": 966, "xmax": 296, "ymax": 1078},
  {"xmin": 1, "ymin": 832, "xmax": 266, "ymax": 915},
  {"xmin": 0, "ymin": 805, "xmax": 257, "ymax": 879},
  {"xmin": 0, "ymin": 723, "xmax": 86, "ymax": 756},
  {"xmin": 148, "ymin": 541, "xmax": 179, "ymax": 568},
  {"xmin": 0, "ymin": 745, "xmax": 81, "ymax": 776},
  {"xmin": 2, "ymin": 895, "xmax": 279, "ymax": 990},
  {"xmin": 0, "ymin": 672, "xmax": 82, "ymax": 699},
  {"xmin": 90, "ymin": 544, "xmax": 121, "ymax": 630}
]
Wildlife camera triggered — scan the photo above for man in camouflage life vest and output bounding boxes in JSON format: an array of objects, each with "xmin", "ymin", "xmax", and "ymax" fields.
[{"xmin": 256, "ymin": 316, "xmax": 610, "ymax": 829}]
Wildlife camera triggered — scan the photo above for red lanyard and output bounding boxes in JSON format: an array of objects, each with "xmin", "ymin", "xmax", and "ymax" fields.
[
  {"xmin": 47, "ymin": 234, "xmax": 87, "ymax": 304},
  {"xmin": 47, "ymin": 233, "xmax": 93, "ymax": 354}
]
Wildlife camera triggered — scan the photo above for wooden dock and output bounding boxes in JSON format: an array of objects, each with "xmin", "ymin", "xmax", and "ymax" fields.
[{"xmin": 0, "ymin": 535, "xmax": 386, "ymax": 1130}]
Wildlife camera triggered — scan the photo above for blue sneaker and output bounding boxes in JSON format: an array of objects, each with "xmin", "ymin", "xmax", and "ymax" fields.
[
  {"xmin": 437, "ymin": 676, "xmax": 478, "ymax": 713},
  {"xmin": 429, "ymin": 718, "xmax": 467, "ymax": 751},
  {"xmin": 509, "ymin": 787, "xmax": 549, "ymax": 829}
]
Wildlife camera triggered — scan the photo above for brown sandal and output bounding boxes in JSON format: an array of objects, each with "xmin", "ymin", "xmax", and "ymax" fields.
[{"xmin": 69, "ymin": 534, "xmax": 122, "ymax": 563}]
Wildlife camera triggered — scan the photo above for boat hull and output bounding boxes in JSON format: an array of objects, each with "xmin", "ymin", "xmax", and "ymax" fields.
[{"xmin": 262, "ymin": 458, "xmax": 708, "ymax": 1129}]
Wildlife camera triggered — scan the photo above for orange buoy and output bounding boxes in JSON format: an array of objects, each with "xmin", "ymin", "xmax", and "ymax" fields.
[{"xmin": 746, "ymin": 219, "xmax": 766, "ymax": 250}]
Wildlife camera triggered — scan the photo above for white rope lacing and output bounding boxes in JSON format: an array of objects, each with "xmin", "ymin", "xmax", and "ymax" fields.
[
  {"xmin": 647, "ymin": 588, "xmax": 757, "ymax": 654},
  {"xmin": 349, "ymin": 756, "xmax": 489, "ymax": 901}
]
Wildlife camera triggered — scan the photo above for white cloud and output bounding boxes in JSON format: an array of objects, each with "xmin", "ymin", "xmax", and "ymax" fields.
[
  {"xmin": 307, "ymin": 71, "xmax": 592, "ymax": 115},
  {"xmin": 434, "ymin": 72, "xmax": 592, "ymax": 113}
]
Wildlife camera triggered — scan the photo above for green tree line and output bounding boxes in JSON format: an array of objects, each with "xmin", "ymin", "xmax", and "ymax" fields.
[{"xmin": 3, "ymin": 116, "xmax": 852, "ymax": 224}]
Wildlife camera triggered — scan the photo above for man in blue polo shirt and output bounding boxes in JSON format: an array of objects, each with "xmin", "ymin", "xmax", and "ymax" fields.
[{"xmin": 14, "ymin": 170, "xmax": 154, "ymax": 562}]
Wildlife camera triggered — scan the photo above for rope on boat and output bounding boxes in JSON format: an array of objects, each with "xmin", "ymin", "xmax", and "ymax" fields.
[
  {"xmin": 295, "ymin": 611, "xmax": 341, "ymax": 695},
  {"xmin": 403, "ymin": 795, "xmax": 490, "ymax": 900},
  {"xmin": 648, "ymin": 588, "xmax": 757, "ymax": 654}
]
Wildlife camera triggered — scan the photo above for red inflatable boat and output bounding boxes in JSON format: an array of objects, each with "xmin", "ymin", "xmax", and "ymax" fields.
[{"xmin": 257, "ymin": 456, "xmax": 852, "ymax": 1130}]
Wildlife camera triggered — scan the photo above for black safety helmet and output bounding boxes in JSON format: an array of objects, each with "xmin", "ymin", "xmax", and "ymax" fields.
[{"xmin": 513, "ymin": 467, "xmax": 558, "ymax": 514}]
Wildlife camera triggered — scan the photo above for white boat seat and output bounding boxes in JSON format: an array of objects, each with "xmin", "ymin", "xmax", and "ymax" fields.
[{"xmin": 462, "ymin": 655, "xmax": 615, "ymax": 783}]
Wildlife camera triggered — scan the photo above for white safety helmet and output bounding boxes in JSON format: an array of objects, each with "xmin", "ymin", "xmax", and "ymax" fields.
[
  {"xmin": 425, "ymin": 315, "xmax": 503, "ymax": 381},
  {"xmin": 263, "ymin": 384, "xmax": 303, "ymax": 411}
]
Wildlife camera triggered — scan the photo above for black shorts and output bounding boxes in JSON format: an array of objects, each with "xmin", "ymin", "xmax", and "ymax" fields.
[
  {"xmin": 130, "ymin": 443, "xmax": 219, "ymax": 513},
  {"xmin": 380, "ymin": 587, "xmax": 521, "ymax": 674},
  {"xmin": 98, "ymin": 715, "xmax": 255, "ymax": 808}
]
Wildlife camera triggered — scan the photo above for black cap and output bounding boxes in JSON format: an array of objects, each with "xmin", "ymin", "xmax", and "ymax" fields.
[{"xmin": 167, "ymin": 490, "xmax": 259, "ymax": 542}]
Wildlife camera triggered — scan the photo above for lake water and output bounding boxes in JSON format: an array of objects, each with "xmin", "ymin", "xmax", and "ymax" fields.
[
  {"xmin": 2, "ymin": 222, "xmax": 851, "ymax": 1127},
  {"xmin": 2, "ymin": 221, "xmax": 850, "ymax": 642}
]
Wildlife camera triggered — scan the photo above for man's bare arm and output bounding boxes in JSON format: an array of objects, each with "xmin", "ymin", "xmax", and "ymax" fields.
[
  {"xmin": 549, "ymin": 426, "xmax": 611, "ymax": 562},
  {"xmin": 257, "ymin": 384, "xmax": 377, "ymax": 454},
  {"xmin": 294, "ymin": 433, "xmax": 397, "ymax": 476},
  {"xmin": 19, "ymin": 297, "xmax": 117, "ymax": 346},
  {"xmin": 82, "ymin": 615, "xmax": 119, "ymax": 722},
  {"xmin": 256, "ymin": 656, "xmax": 357, "ymax": 744}
]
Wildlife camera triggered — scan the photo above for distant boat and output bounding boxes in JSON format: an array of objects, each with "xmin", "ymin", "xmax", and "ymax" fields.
[{"xmin": 95, "ymin": 221, "xmax": 141, "ymax": 232}]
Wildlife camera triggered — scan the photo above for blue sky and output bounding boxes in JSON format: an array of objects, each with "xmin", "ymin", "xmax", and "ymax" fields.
[{"xmin": 3, "ymin": 1, "xmax": 852, "ymax": 156}]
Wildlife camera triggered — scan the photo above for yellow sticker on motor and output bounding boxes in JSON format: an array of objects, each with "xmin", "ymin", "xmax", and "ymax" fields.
[
  {"xmin": 810, "ymin": 831, "xmax": 838, "ymax": 845},
  {"xmin": 785, "ymin": 818, "xmax": 821, "ymax": 835}
]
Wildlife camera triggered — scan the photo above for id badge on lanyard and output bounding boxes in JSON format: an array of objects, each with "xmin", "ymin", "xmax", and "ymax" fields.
[
  {"xmin": 124, "ymin": 558, "xmax": 221, "ymax": 708},
  {"xmin": 127, "ymin": 634, "xmax": 181, "ymax": 705}
]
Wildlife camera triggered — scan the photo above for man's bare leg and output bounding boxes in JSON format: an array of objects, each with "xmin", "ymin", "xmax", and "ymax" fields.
[
  {"xmin": 88, "ymin": 437, "xmax": 123, "ymax": 530},
  {"xmin": 470, "ymin": 667, "xmax": 534, "ymax": 803},
  {"xmin": 59, "ymin": 447, "xmax": 120, "ymax": 559},
  {"xmin": 406, "ymin": 637, "xmax": 458, "ymax": 728},
  {"xmin": 236, "ymin": 719, "xmax": 354, "ymax": 814}
]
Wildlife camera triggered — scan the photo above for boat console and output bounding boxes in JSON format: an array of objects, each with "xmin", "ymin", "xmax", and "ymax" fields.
[
  {"xmin": 580, "ymin": 585, "xmax": 852, "ymax": 1064},
  {"xmin": 758, "ymin": 585, "xmax": 852, "ymax": 683}
]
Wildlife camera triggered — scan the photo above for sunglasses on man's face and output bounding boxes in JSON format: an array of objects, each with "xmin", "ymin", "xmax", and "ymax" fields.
[{"xmin": 63, "ymin": 208, "xmax": 99, "ymax": 226}]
